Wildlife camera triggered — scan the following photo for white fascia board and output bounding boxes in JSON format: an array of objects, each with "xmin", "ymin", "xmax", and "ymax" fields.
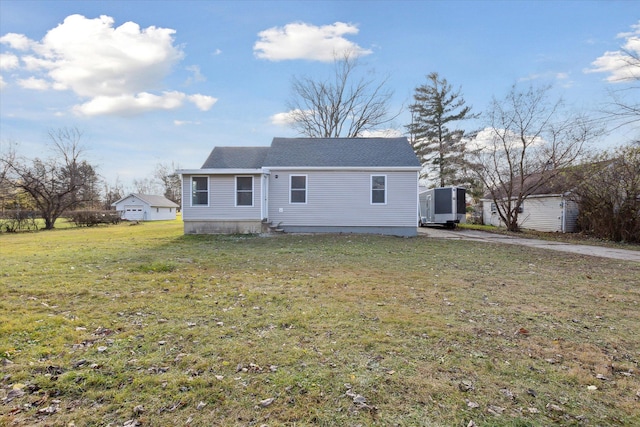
[
  {"xmin": 176, "ymin": 168, "xmax": 264, "ymax": 175},
  {"xmin": 262, "ymin": 166, "xmax": 422, "ymax": 172}
]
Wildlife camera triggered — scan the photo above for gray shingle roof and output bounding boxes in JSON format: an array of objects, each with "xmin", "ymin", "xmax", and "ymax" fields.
[
  {"xmin": 264, "ymin": 137, "xmax": 420, "ymax": 167},
  {"xmin": 201, "ymin": 146, "xmax": 270, "ymax": 169},
  {"xmin": 115, "ymin": 194, "xmax": 179, "ymax": 207},
  {"xmin": 200, "ymin": 138, "xmax": 420, "ymax": 169}
]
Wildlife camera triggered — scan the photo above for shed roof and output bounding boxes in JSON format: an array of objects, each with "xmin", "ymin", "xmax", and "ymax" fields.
[{"xmin": 112, "ymin": 194, "xmax": 179, "ymax": 208}]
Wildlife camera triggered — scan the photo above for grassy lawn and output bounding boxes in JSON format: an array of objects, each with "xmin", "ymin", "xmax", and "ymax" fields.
[{"xmin": 1, "ymin": 220, "xmax": 639, "ymax": 426}]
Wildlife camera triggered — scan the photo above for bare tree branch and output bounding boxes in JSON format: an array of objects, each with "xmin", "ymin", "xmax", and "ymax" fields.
[
  {"xmin": 286, "ymin": 50, "xmax": 397, "ymax": 138},
  {"xmin": 470, "ymin": 85, "xmax": 602, "ymax": 231}
]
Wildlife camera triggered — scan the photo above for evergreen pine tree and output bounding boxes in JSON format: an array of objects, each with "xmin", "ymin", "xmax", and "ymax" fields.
[{"xmin": 407, "ymin": 72, "xmax": 476, "ymax": 187}]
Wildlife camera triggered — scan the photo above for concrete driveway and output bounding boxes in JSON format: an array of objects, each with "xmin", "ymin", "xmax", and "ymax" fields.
[{"xmin": 418, "ymin": 226, "xmax": 640, "ymax": 262}]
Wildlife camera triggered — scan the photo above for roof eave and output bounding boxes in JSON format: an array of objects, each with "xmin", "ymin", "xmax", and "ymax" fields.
[{"xmin": 177, "ymin": 168, "xmax": 264, "ymax": 175}]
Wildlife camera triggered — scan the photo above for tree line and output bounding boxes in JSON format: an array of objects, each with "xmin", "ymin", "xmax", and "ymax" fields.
[
  {"xmin": 0, "ymin": 128, "xmax": 181, "ymax": 230},
  {"xmin": 1, "ymin": 50, "xmax": 638, "ymax": 241}
]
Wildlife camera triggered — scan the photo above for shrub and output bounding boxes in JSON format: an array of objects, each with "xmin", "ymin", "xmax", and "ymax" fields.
[
  {"xmin": 0, "ymin": 210, "xmax": 39, "ymax": 232},
  {"xmin": 67, "ymin": 210, "xmax": 122, "ymax": 227},
  {"xmin": 571, "ymin": 144, "xmax": 640, "ymax": 242}
]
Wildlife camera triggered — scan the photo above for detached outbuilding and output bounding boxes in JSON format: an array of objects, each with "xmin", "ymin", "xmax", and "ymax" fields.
[
  {"xmin": 481, "ymin": 172, "xmax": 579, "ymax": 233},
  {"xmin": 112, "ymin": 194, "xmax": 179, "ymax": 221}
]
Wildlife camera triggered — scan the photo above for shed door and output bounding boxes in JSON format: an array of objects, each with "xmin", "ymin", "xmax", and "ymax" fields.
[{"xmin": 124, "ymin": 205, "xmax": 144, "ymax": 220}]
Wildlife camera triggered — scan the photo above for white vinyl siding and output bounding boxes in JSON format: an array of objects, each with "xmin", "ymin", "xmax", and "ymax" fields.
[
  {"xmin": 482, "ymin": 195, "xmax": 578, "ymax": 233},
  {"xmin": 269, "ymin": 170, "xmax": 417, "ymax": 227},
  {"xmin": 519, "ymin": 197, "xmax": 564, "ymax": 232},
  {"xmin": 182, "ymin": 174, "xmax": 262, "ymax": 220}
]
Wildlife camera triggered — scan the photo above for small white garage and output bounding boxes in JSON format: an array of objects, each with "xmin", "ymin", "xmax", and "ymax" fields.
[{"xmin": 112, "ymin": 194, "xmax": 180, "ymax": 221}]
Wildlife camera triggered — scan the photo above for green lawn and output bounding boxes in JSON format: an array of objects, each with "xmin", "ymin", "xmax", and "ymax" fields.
[{"xmin": 1, "ymin": 220, "xmax": 639, "ymax": 426}]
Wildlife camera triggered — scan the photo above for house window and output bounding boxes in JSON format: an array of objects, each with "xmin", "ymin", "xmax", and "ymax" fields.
[
  {"xmin": 192, "ymin": 176, "xmax": 208, "ymax": 206},
  {"xmin": 236, "ymin": 176, "xmax": 253, "ymax": 206},
  {"xmin": 371, "ymin": 175, "xmax": 386, "ymax": 204},
  {"xmin": 290, "ymin": 175, "xmax": 307, "ymax": 204}
]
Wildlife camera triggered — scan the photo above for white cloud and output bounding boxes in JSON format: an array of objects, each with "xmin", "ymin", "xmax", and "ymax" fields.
[
  {"xmin": 0, "ymin": 75, "xmax": 6, "ymax": 90},
  {"xmin": 18, "ymin": 76, "xmax": 50, "ymax": 90},
  {"xmin": 270, "ymin": 110, "xmax": 299, "ymax": 126},
  {"xmin": 73, "ymin": 91, "xmax": 186, "ymax": 116},
  {"xmin": 0, "ymin": 32, "xmax": 33, "ymax": 50},
  {"xmin": 586, "ymin": 20, "xmax": 640, "ymax": 82},
  {"xmin": 185, "ymin": 65, "xmax": 206, "ymax": 84},
  {"xmin": 254, "ymin": 21, "xmax": 372, "ymax": 62},
  {"xmin": 187, "ymin": 94, "xmax": 217, "ymax": 111},
  {"xmin": 0, "ymin": 14, "xmax": 217, "ymax": 116},
  {"xmin": 0, "ymin": 53, "xmax": 19, "ymax": 70},
  {"xmin": 174, "ymin": 120, "xmax": 201, "ymax": 126},
  {"xmin": 468, "ymin": 128, "xmax": 546, "ymax": 151},
  {"xmin": 360, "ymin": 128, "xmax": 404, "ymax": 138}
]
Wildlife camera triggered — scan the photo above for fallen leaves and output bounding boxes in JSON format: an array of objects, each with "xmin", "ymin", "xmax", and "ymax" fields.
[
  {"xmin": 343, "ymin": 383, "xmax": 377, "ymax": 411},
  {"xmin": 258, "ymin": 397, "xmax": 275, "ymax": 407}
]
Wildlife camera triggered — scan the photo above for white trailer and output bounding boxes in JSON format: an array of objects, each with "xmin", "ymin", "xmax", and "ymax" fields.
[{"xmin": 419, "ymin": 186, "xmax": 466, "ymax": 228}]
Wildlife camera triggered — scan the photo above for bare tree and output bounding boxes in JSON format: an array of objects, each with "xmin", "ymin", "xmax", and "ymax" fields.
[
  {"xmin": 469, "ymin": 85, "xmax": 601, "ymax": 231},
  {"xmin": 0, "ymin": 141, "xmax": 17, "ymax": 213},
  {"xmin": 154, "ymin": 161, "xmax": 181, "ymax": 205},
  {"xmin": 286, "ymin": 51, "xmax": 397, "ymax": 137},
  {"xmin": 0, "ymin": 128, "xmax": 99, "ymax": 229},
  {"xmin": 132, "ymin": 177, "xmax": 163, "ymax": 195},
  {"xmin": 101, "ymin": 178, "xmax": 125, "ymax": 210}
]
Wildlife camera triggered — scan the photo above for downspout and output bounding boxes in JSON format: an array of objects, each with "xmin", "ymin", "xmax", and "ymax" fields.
[
  {"xmin": 262, "ymin": 169, "xmax": 270, "ymax": 221},
  {"xmin": 561, "ymin": 196, "xmax": 566, "ymax": 233}
]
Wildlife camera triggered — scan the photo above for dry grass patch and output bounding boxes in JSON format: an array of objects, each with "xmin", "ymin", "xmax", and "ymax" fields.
[{"xmin": 1, "ymin": 220, "xmax": 639, "ymax": 426}]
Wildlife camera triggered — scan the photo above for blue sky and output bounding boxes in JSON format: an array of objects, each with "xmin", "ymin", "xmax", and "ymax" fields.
[{"xmin": 1, "ymin": 1, "xmax": 638, "ymax": 190}]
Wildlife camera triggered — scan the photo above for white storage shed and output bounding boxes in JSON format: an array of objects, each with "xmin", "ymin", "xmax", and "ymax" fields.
[{"xmin": 112, "ymin": 194, "xmax": 179, "ymax": 221}]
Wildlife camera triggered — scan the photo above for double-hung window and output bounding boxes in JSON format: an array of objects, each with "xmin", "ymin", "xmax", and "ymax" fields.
[
  {"xmin": 371, "ymin": 175, "xmax": 386, "ymax": 204},
  {"xmin": 192, "ymin": 176, "xmax": 209, "ymax": 206},
  {"xmin": 290, "ymin": 175, "xmax": 307, "ymax": 204},
  {"xmin": 236, "ymin": 176, "xmax": 253, "ymax": 206}
]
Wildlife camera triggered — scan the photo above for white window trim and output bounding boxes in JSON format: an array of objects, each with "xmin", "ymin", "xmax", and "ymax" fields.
[
  {"xmin": 371, "ymin": 174, "xmax": 387, "ymax": 205},
  {"xmin": 191, "ymin": 176, "xmax": 209, "ymax": 207},
  {"xmin": 235, "ymin": 176, "xmax": 254, "ymax": 207},
  {"xmin": 289, "ymin": 174, "xmax": 308, "ymax": 204}
]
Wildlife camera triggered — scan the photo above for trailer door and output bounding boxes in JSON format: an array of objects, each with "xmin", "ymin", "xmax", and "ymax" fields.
[
  {"xmin": 434, "ymin": 188, "xmax": 452, "ymax": 214},
  {"xmin": 456, "ymin": 188, "xmax": 466, "ymax": 215}
]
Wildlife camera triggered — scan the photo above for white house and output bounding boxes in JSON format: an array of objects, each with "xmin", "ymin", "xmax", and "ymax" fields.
[
  {"xmin": 178, "ymin": 137, "xmax": 422, "ymax": 237},
  {"xmin": 112, "ymin": 194, "xmax": 180, "ymax": 221}
]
